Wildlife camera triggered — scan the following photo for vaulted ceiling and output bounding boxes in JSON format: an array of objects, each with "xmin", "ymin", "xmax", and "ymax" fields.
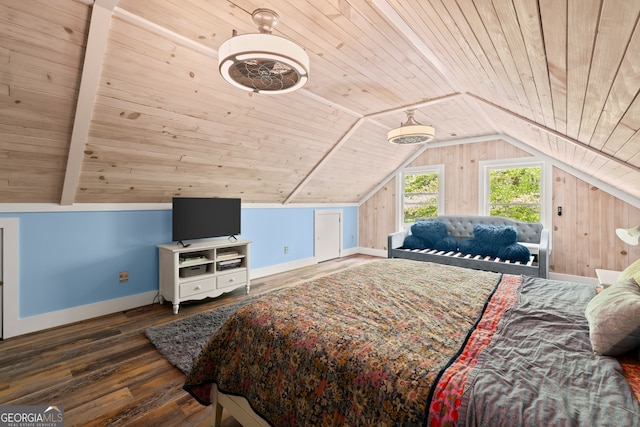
[{"xmin": 1, "ymin": 0, "xmax": 639, "ymax": 205}]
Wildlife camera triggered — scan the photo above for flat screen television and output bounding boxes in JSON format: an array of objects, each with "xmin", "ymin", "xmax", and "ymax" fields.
[{"xmin": 172, "ymin": 197, "xmax": 241, "ymax": 243}]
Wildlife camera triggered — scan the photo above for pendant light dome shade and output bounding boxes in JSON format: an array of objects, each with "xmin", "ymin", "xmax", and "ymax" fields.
[
  {"xmin": 218, "ymin": 9, "xmax": 309, "ymax": 94},
  {"xmin": 387, "ymin": 109, "xmax": 435, "ymax": 145},
  {"xmin": 616, "ymin": 225, "xmax": 640, "ymax": 245}
]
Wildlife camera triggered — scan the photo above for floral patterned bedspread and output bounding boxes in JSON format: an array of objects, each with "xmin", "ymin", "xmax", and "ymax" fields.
[
  {"xmin": 184, "ymin": 258, "xmax": 501, "ymax": 425},
  {"xmin": 183, "ymin": 259, "xmax": 640, "ymax": 426}
]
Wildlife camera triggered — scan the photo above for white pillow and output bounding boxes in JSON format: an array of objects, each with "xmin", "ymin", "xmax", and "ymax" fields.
[{"xmin": 585, "ymin": 278, "xmax": 640, "ymax": 356}]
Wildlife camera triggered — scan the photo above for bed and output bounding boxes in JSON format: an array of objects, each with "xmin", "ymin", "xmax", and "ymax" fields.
[{"xmin": 183, "ymin": 258, "xmax": 640, "ymax": 426}]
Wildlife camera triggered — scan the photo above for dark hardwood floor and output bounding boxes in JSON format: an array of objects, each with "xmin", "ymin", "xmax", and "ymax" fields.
[{"xmin": 0, "ymin": 254, "xmax": 380, "ymax": 427}]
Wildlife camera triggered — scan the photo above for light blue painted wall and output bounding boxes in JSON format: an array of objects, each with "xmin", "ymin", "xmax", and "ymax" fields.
[
  {"xmin": 0, "ymin": 205, "xmax": 357, "ymax": 318},
  {"xmin": 342, "ymin": 206, "xmax": 358, "ymax": 248},
  {"xmin": 244, "ymin": 206, "xmax": 359, "ymax": 268},
  {"xmin": 242, "ymin": 207, "xmax": 315, "ymax": 268}
]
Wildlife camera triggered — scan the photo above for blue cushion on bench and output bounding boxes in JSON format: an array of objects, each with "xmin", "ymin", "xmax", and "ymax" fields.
[
  {"xmin": 411, "ymin": 220, "xmax": 449, "ymax": 242},
  {"xmin": 497, "ymin": 243, "xmax": 531, "ymax": 264},
  {"xmin": 431, "ymin": 236, "xmax": 458, "ymax": 252},
  {"xmin": 404, "ymin": 221, "xmax": 458, "ymax": 252},
  {"xmin": 458, "ymin": 238, "xmax": 485, "ymax": 257},
  {"xmin": 458, "ymin": 224, "xmax": 529, "ymax": 263},
  {"xmin": 473, "ymin": 224, "xmax": 518, "ymax": 246},
  {"xmin": 403, "ymin": 234, "xmax": 426, "ymax": 250}
]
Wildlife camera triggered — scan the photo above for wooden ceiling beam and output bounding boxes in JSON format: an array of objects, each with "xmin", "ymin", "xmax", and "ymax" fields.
[
  {"xmin": 60, "ymin": 0, "xmax": 118, "ymax": 205},
  {"xmin": 370, "ymin": 0, "xmax": 461, "ymax": 91},
  {"xmin": 283, "ymin": 118, "xmax": 366, "ymax": 204}
]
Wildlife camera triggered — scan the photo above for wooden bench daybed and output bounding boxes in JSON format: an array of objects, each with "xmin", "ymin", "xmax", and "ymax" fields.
[{"xmin": 388, "ymin": 215, "xmax": 550, "ymax": 278}]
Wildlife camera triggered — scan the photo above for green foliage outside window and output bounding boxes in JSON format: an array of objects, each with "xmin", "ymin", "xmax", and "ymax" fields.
[
  {"xmin": 489, "ymin": 167, "xmax": 541, "ymax": 222},
  {"xmin": 403, "ymin": 173, "xmax": 439, "ymax": 224},
  {"xmin": 401, "ymin": 166, "xmax": 541, "ymax": 226}
]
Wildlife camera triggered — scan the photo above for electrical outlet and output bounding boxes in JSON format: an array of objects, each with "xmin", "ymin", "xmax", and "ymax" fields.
[
  {"xmin": 119, "ymin": 271, "xmax": 129, "ymax": 283},
  {"xmin": 351, "ymin": 235, "xmax": 355, "ymax": 242},
  {"xmin": 284, "ymin": 246, "xmax": 289, "ymax": 254}
]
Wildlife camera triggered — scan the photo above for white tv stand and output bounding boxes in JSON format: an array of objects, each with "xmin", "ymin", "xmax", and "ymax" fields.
[{"xmin": 157, "ymin": 238, "xmax": 250, "ymax": 314}]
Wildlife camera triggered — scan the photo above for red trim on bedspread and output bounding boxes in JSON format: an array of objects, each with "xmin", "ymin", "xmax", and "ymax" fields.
[
  {"xmin": 619, "ymin": 356, "xmax": 640, "ymax": 404},
  {"xmin": 427, "ymin": 274, "xmax": 522, "ymax": 426}
]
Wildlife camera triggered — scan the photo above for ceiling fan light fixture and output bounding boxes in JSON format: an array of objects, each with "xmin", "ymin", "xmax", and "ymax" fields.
[
  {"xmin": 387, "ymin": 109, "xmax": 435, "ymax": 145},
  {"xmin": 218, "ymin": 9, "xmax": 310, "ymax": 94}
]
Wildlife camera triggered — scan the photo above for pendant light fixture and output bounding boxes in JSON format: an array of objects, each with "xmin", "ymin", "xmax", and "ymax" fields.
[
  {"xmin": 218, "ymin": 9, "xmax": 310, "ymax": 94},
  {"xmin": 616, "ymin": 225, "xmax": 640, "ymax": 245},
  {"xmin": 387, "ymin": 109, "xmax": 435, "ymax": 144}
]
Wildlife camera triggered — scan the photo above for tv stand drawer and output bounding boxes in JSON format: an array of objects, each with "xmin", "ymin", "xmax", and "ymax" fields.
[
  {"xmin": 180, "ymin": 277, "xmax": 217, "ymax": 298},
  {"xmin": 217, "ymin": 270, "xmax": 247, "ymax": 289}
]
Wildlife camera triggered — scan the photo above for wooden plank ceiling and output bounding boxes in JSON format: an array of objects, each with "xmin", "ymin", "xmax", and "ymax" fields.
[{"xmin": 0, "ymin": 0, "xmax": 638, "ymax": 204}]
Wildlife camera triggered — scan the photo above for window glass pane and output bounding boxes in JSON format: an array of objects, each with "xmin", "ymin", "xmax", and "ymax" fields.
[
  {"xmin": 403, "ymin": 172, "xmax": 439, "ymax": 224},
  {"xmin": 489, "ymin": 205, "xmax": 541, "ymax": 221},
  {"xmin": 488, "ymin": 166, "xmax": 541, "ymax": 222}
]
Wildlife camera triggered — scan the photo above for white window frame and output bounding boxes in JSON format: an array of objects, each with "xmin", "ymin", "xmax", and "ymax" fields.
[
  {"xmin": 396, "ymin": 165, "xmax": 445, "ymax": 230},
  {"xmin": 478, "ymin": 158, "xmax": 551, "ymax": 228}
]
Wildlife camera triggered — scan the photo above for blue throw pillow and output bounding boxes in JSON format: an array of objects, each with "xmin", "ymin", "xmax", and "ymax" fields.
[
  {"xmin": 497, "ymin": 243, "xmax": 531, "ymax": 264},
  {"xmin": 458, "ymin": 238, "xmax": 485, "ymax": 257},
  {"xmin": 472, "ymin": 224, "xmax": 518, "ymax": 246},
  {"xmin": 408, "ymin": 221, "xmax": 459, "ymax": 251},
  {"xmin": 431, "ymin": 236, "xmax": 459, "ymax": 252},
  {"xmin": 403, "ymin": 235, "xmax": 458, "ymax": 252},
  {"xmin": 411, "ymin": 221, "xmax": 450, "ymax": 246},
  {"xmin": 411, "ymin": 221, "xmax": 449, "ymax": 240},
  {"xmin": 403, "ymin": 234, "xmax": 426, "ymax": 250},
  {"xmin": 458, "ymin": 225, "xmax": 521, "ymax": 258}
]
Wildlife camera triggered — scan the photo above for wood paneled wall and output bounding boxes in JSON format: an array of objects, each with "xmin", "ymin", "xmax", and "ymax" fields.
[
  {"xmin": 359, "ymin": 178, "xmax": 397, "ymax": 252},
  {"xmin": 359, "ymin": 140, "xmax": 640, "ymax": 277},
  {"xmin": 552, "ymin": 169, "xmax": 640, "ymax": 276}
]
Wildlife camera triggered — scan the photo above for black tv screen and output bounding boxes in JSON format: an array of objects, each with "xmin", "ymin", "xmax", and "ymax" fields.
[{"xmin": 172, "ymin": 197, "xmax": 241, "ymax": 242}]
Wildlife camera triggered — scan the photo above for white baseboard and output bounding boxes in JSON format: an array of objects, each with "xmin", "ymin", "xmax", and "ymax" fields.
[
  {"xmin": 4, "ymin": 290, "xmax": 158, "ymax": 339},
  {"xmin": 251, "ymin": 257, "xmax": 318, "ymax": 279},
  {"xmin": 341, "ymin": 247, "xmax": 361, "ymax": 257},
  {"xmin": 357, "ymin": 247, "xmax": 387, "ymax": 257},
  {"xmin": 251, "ymin": 248, "xmax": 372, "ymax": 280}
]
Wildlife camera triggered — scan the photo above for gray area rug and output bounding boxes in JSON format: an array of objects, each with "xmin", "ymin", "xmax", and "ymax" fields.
[{"xmin": 145, "ymin": 294, "xmax": 265, "ymax": 374}]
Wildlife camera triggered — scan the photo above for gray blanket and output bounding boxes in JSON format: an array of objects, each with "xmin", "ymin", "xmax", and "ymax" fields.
[{"xmin": 461, "ymin": 277, "xmax": 640, "ymax": 426}]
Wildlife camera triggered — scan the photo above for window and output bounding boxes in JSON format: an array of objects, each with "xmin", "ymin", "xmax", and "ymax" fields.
[
  {"xmin": 481, "ymin": 160, "xmax": 546, "ymax": 224},
  {"xmin": 398, "ymin": 166, "xmax": 443, "ymax": 228}
]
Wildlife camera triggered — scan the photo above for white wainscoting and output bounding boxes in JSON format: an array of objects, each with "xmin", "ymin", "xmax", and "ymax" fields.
[{"xmin": 1, "ymin": 218, "xmax": 19, "ymax": 339}]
